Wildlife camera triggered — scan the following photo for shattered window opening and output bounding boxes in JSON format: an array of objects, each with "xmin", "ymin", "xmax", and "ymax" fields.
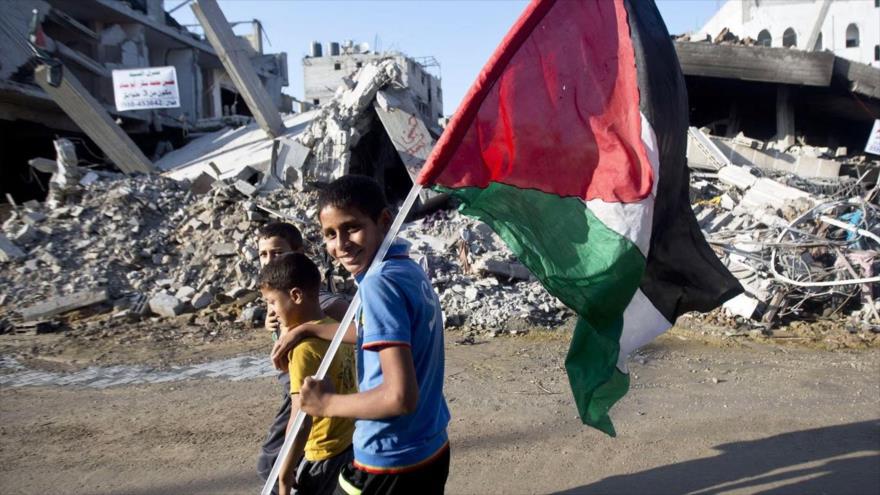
[{"xmin": 757, "ymin": 29, "xmax": 772, "ymax": 47}]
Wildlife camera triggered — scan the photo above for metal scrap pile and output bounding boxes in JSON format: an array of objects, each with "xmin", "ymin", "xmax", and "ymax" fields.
[{"xmin": 688, "ymin": 128, "xmax": 880, "ymax": 331}]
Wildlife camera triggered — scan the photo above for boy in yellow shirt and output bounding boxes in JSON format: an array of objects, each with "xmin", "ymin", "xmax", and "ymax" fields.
[{"xmin": 259, "ymin": 252, "xmax": 357, "ymax": 495}]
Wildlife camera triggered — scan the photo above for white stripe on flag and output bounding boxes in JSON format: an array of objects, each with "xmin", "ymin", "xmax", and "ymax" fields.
[
  {"xmin": 581, "ymin": 113, "xmax": 672, "ymax": 372},
  {"xmin": 617, "ymin": 289, "xmax": 673, "ymax": 372}
]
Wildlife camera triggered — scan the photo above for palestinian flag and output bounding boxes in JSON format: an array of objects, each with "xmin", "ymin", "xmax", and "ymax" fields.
[{"xmin": 417, "ymin": 0, "xmax": 741, "ymax": 436}]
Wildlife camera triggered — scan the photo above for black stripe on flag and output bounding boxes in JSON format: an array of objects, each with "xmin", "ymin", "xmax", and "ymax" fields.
[{"xmin": 624, "ymin": 0, "xmax": 743, "ymax": 322}]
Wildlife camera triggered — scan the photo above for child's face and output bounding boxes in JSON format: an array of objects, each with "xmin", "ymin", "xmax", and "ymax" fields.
[
  {"xmin": 258, "ymin": 236, "xmax": 298, "ymax": 267},
  {"xmin": 319, "ymin": 205, "xmax": 389, "ymax": 276},
  {"xmin": 260, "ymin": 287, "xmax": 297, "ymax": 328}
]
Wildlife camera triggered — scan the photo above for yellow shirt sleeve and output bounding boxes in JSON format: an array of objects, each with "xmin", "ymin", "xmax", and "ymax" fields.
[{"xmin": 288, "ymin": 340, "xmax": 323, "ymax": 395}]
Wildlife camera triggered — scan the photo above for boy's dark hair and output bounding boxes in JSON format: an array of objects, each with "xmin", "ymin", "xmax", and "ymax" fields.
[
  {"xmin": 317, "ymin": 175, "xmax": 388, "ymax": 221},
  {"xmin": 259, "ymin": 252, "xmax": 321, "ymax": 295},
  {"xmin": 257, "ymin": 222, "xmax": 303, "ymax": 251}
]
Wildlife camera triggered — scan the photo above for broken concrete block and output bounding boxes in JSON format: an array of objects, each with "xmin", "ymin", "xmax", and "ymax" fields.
[
  {"xmin": 718, "ymin": 165, "xmax": 757, "ymax": 190},
  {"xmin": 233, "ymin": 180, "xmax": 257, "ymax": 198},
  {"xmin": 723, "ymin": 293, "xmax": 760, "ymax": 319},
  {"xmin": 234, "ymin": 166, "xmax": 259, "ymax": 183},
  {"xmin": 12, "ymin": 224, "xmax": 38, "ymax": 244},
  {"xmin": 741, "ymin": 178, "xmax": 813, "ymax": 210},
  {"xmin": 237, "ymin": 305, "xmax": 261, "ymax": 327},
  {"xmin": 477, "ymin": 259, "xmax": 533, "ymax": 281},
  {"xmin": 189, "ymin": 172, "xmax": 216, "ymax": 195},
  {"xmin": 22, "ymin": 211, "xmax": 47, "ymax": 225},
  {"xmin": 28, "ymin": 157, "xmax": 57, "ymax": 174},
  {"xmin": 191, "ymin": 290, "xmax": 213, "ymax": 310},
  {"xmin": 210, "ymin": 243, "xmax": 238, "ymax": 257},
  {"xmin": 155, "ymin": 278, "xmax": 174, "ymax": 289},
  {"xmin": 464, "ymin": 286, "xmax": 479, "ymax": 301},
  {"xmin": 225, "ymin": 286, "xmax": 250, "ymax": 299},
  {"xmin": 19, "ymin": 289, "xmax": 108, "ymax": 321},
  {"xmin": 175, "ymin": 286, "xmax": 196, "ymax": 300},
  {"xmin": 149, "ymin": 293, "xmax": 185, "ymax": 318},
  {"xmin": 79, "ymin": 171, "xmax": 99, "ymax": 186},
  {"xmin": 0, "ymin": 234, "xmax": 25, "ymax": 262}
]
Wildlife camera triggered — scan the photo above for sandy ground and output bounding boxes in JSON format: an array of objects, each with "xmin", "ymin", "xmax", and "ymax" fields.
[{"xmin": 1, "ymin": 329, "xmax": 878, "ymax": 495}]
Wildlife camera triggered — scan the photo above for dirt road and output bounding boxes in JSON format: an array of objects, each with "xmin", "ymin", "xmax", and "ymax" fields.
[{"xmin": 1, "ymin": 329, "xmax": 878, "ymax": 494}]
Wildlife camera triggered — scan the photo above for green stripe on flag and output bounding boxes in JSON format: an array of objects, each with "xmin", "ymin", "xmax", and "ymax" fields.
[{"xmin": 439, "ymin": 183, "xmax": 645, "ymax": 436}]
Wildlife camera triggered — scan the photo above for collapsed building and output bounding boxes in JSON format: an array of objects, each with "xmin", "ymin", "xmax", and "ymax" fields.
[
  {"xmin": 0, "ymin": 0, "xmax": 877, "ymax": 343},
  {"xmin": 0, "ymin": 0, "xmax": 291, "ymax": 202},
  {"xmin": 675, "ymin": 0, "xmax": 880, "ymax": 331}
]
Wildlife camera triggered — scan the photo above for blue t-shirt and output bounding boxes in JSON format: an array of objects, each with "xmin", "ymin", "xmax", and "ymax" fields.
[{"xmin": 352, "ymin": 241, "xmax": 450, "ymax": 472}]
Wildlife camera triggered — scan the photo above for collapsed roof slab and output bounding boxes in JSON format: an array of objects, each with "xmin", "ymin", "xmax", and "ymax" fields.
[
  {"xmin": 156, "ymin": 111, "xmax": 317, "ymax": 183},
  {"xmin": 675, "ymin": 42, "xmax": 834, "ymax": 87}
]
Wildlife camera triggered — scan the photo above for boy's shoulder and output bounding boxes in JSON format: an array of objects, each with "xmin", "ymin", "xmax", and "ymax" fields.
[{"xmin": 288, "ymin": 318, "xmax": 337, "ymax": 363}]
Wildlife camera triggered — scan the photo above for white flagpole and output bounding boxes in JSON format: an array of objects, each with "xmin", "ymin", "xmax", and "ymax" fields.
[{"xmin": 260, "ymin": 183, "xmax": 424, "ymax": 495}]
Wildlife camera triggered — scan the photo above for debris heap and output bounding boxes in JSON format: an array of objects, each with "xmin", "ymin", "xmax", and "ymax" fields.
[
  {"xmin": 687, "ymin": 128, "xmax": 879, "ymax": 331},
  {"xmin": 0, "ymin": 171, "xmax": 570, "ymax": 334}
]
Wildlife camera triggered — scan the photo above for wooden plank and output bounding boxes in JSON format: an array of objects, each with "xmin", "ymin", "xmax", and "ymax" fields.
[
  {"xmin": 674, "ymin": 42, "xmax": 834, "ymax": 87},
  {"xmin": 191, "ymin": 0, "xmax": 285, "ymax": 138},
  {"xmin": 18, "ymin": 289, "xmax": 108, "ymax": 321},
  {"xmin": 833, "ymin": 57, "xmax": 880, "ymax": 100},
  {"xmin": 33, "ymin": 64, "xmax": 154, "ymax": 174}
]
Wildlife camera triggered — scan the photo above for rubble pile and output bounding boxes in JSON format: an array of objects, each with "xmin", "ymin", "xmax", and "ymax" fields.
[
  {"xmin": 287, "ymin": 59, "xmax": 404, "ymax": 186},
  {"xmin": 0, "ymin": 170, "xmax": 570, "ymax": 335},
  {"xmin": 0, "ymin": 173, "xmax": 328, "ymax": 331},
  {"xmin": 678, "ymin": 27, "xmax": 760, "ymax": 47},
  {"xmin": 402, "ymin": 209, "xmax": 572, "ymax": 331},
  {"xmin": 687, "ymin": 132, "xmax": 880, "ymax": 331}
]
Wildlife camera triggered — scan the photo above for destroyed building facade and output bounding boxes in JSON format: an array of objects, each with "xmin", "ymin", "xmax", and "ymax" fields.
[
  {"xmin": 673, "ymin": 3, "xmax": 880, "ymax": 153},
  {"xmin": 695, "ymin": 0, "xmax": 879, "ymax": 67},
  {"xmin": 0, "ymin": 0, "xmax": 291, "ymax": 202},
  {"xmin": 303, "ymin": 40, "xmax": 443, "ymax": 129}
]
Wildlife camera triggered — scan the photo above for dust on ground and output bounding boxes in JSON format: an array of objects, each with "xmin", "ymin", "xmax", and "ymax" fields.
[{"xmin": 1, "ymin": 326, "xmax": 878, "ymax": 495}]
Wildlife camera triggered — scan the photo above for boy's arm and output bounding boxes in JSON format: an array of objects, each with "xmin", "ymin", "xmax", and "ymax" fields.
[
  {"xmin": 279, "ymin": 395, "xmax": 312, "ymax": 495},
  {"xmin": 271, "ymin": 321, "xmax": 355, "ymax": 370},
  {"xmin": 301, "ymin": 345, "xmax": 418, "ymax": 419}
]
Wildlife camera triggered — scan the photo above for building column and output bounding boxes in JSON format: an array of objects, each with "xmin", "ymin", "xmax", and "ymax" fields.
[{"xmin": 776, "ymin": 85, "xmax": 795, "ymax": 149}]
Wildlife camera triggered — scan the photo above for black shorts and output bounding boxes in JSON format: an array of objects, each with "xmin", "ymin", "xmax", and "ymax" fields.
[{"xmin": 334, "ymin": 446, "xmax": 450, "ymax": 495}]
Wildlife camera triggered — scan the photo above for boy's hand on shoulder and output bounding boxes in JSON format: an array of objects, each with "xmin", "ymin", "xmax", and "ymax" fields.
[
  {"xmin": 300, "ymin": 376, "xmax": 335, "ymax": 417},
  {"xmin": 270, "ymin": 328, "xmax": 301, "ymax": 370}
]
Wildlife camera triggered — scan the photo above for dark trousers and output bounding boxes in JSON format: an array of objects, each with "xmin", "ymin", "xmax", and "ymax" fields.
[
  {"xmin": 257, "ymin": 372, "xmax": 292, "ymax": 495},
  {"xmin": 334, "ymin": 446, "xmax": 450, "ymax": 495}
]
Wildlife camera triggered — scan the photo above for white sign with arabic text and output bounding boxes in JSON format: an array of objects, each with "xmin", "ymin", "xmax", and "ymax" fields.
[{"xmin": 112, "ymin": 66, "xmax": 180, "ymax": 111}]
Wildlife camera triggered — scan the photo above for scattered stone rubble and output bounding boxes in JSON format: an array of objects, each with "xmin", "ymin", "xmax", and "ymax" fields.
[
  {"xmin": 401, "ymin": 209, "xmax": 572, "ymax": 332},
  {"xmin": 0, "ymin": 172, "xmax": 325, "ymax": 332},
  {"xmin": 0, "ymin": 168, "xmax": 570, "ymax": 336}
]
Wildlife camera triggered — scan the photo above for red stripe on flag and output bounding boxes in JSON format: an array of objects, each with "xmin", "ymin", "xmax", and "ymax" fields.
[{"xmin": 417, "ymin": 0, "xmax": 652, "ymax": 204}]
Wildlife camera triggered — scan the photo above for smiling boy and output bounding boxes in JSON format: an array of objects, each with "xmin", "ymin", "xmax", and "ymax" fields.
[{"xmin": 272, "ymin": 176, "xmax": 450, "ymax": 494}]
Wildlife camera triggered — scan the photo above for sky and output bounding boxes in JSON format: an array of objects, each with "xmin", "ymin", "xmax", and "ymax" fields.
[{"xmin": 170, "ymin": 0, "xmax": 724, "ymax": 115}]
